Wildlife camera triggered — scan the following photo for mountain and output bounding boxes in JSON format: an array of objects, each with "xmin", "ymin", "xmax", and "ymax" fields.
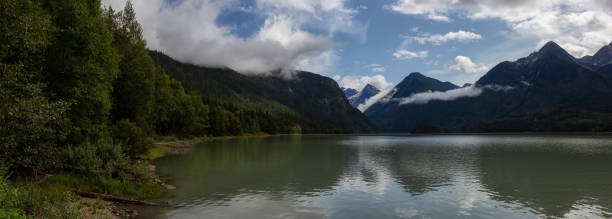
[
  {"xmin": 475, "ymin": 41, "xmax": 611, "ymax": 114},
  {"xmin": 347, "ymin": 84, "xmax": 380, "ymax": 107},
  {"xmin": 149, "ymin": 51, "xmax": 376, "ymax": 133},
  {"xmin": 366, "ymin": 41, "xmax": 612, "ymax": 132},
  {"xmin": 364, "ymin": 73, "xmax": 459, "ymax": 132},
  {"xmin": 390, "ymin": 72, "xmax": 458, "ymax": 97},
  {"xmin": 599, "ymin": 64, "xmax": 612, "ymax": 77},
  {"xmin": 580, "ymin": 42, "xmax": 612, "ymax": 77},
  {"xmin": 580, "ymin": 41, "xmax": 612, "ymax": 67},
  {"xmin": 342, "ymin": 87, "xmax": 358, "ymax": 98}
]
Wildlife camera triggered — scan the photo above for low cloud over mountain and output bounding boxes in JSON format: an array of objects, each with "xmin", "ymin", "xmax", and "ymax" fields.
[{"xmin": 102, "ymin": 0, "xmax": 366, "ymax": 76}]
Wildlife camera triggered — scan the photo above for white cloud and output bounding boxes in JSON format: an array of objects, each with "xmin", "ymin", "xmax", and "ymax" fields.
[
  {"xmin": 101, "ymin": 0, "xmax": 365, "ymax": 76},
  {"xmin": 337, "ymin": 75, "xmax": 393, "ymax": 91},
  {"xmin": 397, "ymin": 86, "xmax": 483, "ymax": 105},
  {"xmin": 389, "ymin": 0, "xmax": 612, "ymax": 57},
  {"xmin": 392, "ymin": 49, "xmax": 428, "ymax": 60},
  {"xmin": 390, "ymin": 0, "xmax": 452, "ymax": 22},
  {"xmin": 396, "ymin": 84, "xmax": 514, "ymax": 105},
  {"xmin": 368, "ymin": 64, "xmax": 385, "ymax": 72},
  {"xmin": 372, "ymin": 67, "xmax": 385, "ymax": 72},
  {"xmin": 357, "ymin": 88, "xmax": 392, "ymax": 112},
  {"xmin": 448, "ymin": 56, "xmax": 489, "ymax": 74},
  {"xmin": 426, "ymin": 60, "xmax": 440, "ymax": 66},
  {"xmin": 403, "ymin": 30, "xmax": 482, "ymax": 45}
]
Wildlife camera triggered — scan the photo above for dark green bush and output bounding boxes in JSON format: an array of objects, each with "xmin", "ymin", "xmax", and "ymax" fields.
[
  {"xmin": 0, "ymin": 164, "xmax": 81, "ymax": 218},
  {"xmin": 0, "ymin": 63, "xmax": 70, "ymax": 173},
  {"xmin": 113, "ymin": 119, "xmax": 151, "ymax": 158},
  {"xmin": 64, "ymin": 141, "xmax": 150, "ymax": 182}
]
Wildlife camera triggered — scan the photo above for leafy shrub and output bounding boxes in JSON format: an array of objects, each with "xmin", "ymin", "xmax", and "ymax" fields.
[
  {"xmin": 0, "ymin": 178, "xmax": 25, "ymax": 218},
  {"xmin": 0, "ymin": 164, "xmax": 24, "ymax": 218},
  {"xmin": 48, "ymin": 173, "xmax": 164, "ymax": 200},
  {"xmin": 65, "ymin": 141, "xmax": 150, "ymax": 182},
  {"xmin": 113, "ymin": 119, "xmax": 151, "ymax": 158},
  {"xmin": 0, "ymin": 164, "xmax": 81, "ymax": 219},
  {"xmin": 0, "ymin": 63, "xmax": 70, "ymax": 174}
]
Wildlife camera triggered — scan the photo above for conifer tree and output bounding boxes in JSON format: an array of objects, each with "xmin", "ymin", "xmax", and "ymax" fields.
[{"xmin": 104, "ymin": 1, "xmax": 155, "ymax": 128}]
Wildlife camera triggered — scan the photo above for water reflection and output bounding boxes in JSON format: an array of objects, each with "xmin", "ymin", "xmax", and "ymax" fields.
[
  {"xmin": 158, "ymin": 136, "xmax": 349, "ymax": 199},
  {"xmin": 141, "ymin": 134, "xmax": 612, "ymax": 219},
  {"xmin": 477, "ymin": 136, "xmax": 612, "ymax": 218}
]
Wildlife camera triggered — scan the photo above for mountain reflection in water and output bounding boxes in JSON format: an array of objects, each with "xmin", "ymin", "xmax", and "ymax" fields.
[{"xmin": 140, "ymin": 134, "xmax": 612, "ymax": 219}]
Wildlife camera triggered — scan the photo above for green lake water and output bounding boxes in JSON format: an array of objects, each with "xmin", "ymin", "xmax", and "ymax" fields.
[{"xmin": 139, "ymin": 134, "xmax": 612, "ymax": 218}]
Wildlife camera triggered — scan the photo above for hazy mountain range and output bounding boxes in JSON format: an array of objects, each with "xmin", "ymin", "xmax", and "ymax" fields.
[
  {"xmin": 342, "ymin": 84, "xmax": 381, "ymax": 109},
  {"xmin": 365, "ymin": 41, "xmax": 612, "ymax": 132},
  {"xmin": 149, "ymin": 41, "xmax": 612, "ymax": 133}
]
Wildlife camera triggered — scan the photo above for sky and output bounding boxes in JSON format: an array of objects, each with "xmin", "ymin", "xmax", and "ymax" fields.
[{"xmin": 102, "ymin": 0, "xmax": 612, "ymax": 91}]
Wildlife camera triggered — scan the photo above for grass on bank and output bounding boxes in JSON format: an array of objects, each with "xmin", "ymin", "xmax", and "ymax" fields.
[
  {"xmin": 2, "ymin": 134, "xmax": 281, "ymax": 218},
  {"xmin": 1, "ymin": 173, "xmax": 166, "ymax": 218},
  {"xmin": 1, "ymin": 175, "xmax": 81, "ymax": 218},
  {"xmin": 46, "ymin": 174, "xmax": 166, "ymax": 200}
]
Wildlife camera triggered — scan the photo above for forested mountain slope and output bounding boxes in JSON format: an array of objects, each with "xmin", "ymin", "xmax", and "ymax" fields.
[{"xmin": 150, "ymin": 51, "xmax": 376, "ymax": 133}]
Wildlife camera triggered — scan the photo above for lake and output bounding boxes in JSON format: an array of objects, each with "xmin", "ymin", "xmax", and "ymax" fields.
[{"xmin": 139, "ymin": 134, "xmax": 612, "ymax": 218}]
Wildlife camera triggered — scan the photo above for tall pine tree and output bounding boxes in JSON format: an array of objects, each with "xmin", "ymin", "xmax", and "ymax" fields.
[{"xmin": 104, "ymin": 1, "xmax": 155, "ymax": 129}]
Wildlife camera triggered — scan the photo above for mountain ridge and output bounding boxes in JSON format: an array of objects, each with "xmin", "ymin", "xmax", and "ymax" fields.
[
  {"xmin": 580, "ymin": 41, "xmax": 612, "ymax": 67},
  {"xmin": 347, "ymin": 84, "xmax": 381, "ymax": 108},
  {"xmin": 365, "ymin": 41, "xmax": 612, "ymax": 132},
  {"xmin": 364, "ymin": 72, "xmax": 459, "ymax": 132},
  {"xmin": 149, "ymin": 51, "xmax": 377, "ymax": 133}
]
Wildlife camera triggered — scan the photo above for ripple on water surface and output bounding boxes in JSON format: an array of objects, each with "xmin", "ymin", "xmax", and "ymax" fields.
[{"xmin": 140, "ymin": 134, "xmax": 612, "ymax": 219}]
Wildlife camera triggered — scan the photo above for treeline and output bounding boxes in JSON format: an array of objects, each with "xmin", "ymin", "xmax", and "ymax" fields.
[
  {"xmin": 207, "ymin": 100, "xmax": 301, "ymax": 136},
  {"xmin": 148, "ymin": 50, "xmax": 307, "ymax": 134},
  {"xmin": 475, "ymin": 105, "xmax": 612, "ymax": 132},
  {"xmin": 0, "ymin": 0, "xmax": 293, "ymax": 197},
  {"xmin": 0, "ymin": 0, "xmax": 308, "ymax": 217},
  {"xmin": 149, "ymin": 50, "xmax": 376, "ymax": 134}
]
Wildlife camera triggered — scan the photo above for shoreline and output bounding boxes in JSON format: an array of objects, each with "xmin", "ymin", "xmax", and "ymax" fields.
[
  {"xmin": 143, "ymin": 133, "xmax": 283, "ymax": 161},
  {"xmin": 123, "ymin": 132, "xmax": 612, "ymax": 218}
]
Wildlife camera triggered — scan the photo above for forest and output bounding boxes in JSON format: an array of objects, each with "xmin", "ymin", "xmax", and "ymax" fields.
[{"xmin": 0, "ymin": 0, "xmax": 300, "ymax": 217}]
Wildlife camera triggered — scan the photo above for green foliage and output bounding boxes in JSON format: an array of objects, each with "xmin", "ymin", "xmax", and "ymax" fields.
[
  {"xmin": 0, "ymin": 2, "xmax": 357, "ymax": 218},
  {"xmin": 0, "ymin": 170, "xmax": 25, "ymax": 218},
  {"xmin": 103, "ymin": 2, "xmax": 211, "ymax": 138},
  {"xmin": 0, "ymin": 0, "xmax": 50, "ymax": 67},
  {"xmin": 0, "ymin": 64, "xmax": 70, "ymax": 173},
  {"xmin": 104, "ymin": 2, "xmax": 155, "ymax": 129},
  {"xmin": 0, "ymin": 2, "xmax": 175, "ymax": 217},
  {"xmin": 47, "ymin": 173, "xmax": 165, "ymax": 200},
  {"xmin": 0, "ymin": 0, "xmax": 70, "ymax": 173},
  {"xmin": 113, "ymin": 119, "xmax": 150, "ymax": 158},
  {"xmin": 209, "ymin": 107, "xmax": 244, "ymax": 136},
  {"xmin": 151, "ymin": 67, "xmax": 210, "ymax": 136},
  {"xmin": 1, "ymin": 165, "xmax": 82, "ymax": 219},
  {"xmin": 65, "ymin": 141, "xmax": 151, "ymax": 182},
  {"xmin": 149, "ymin": 51, "xmax": 376, "ymax": 134},
  {"xmin": 43, "ymin": 0, "xmax": 119, "ymax": 144}
]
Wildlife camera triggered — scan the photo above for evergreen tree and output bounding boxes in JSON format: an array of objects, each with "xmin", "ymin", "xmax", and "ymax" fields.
[{"xmin": 104, "ymin": 1, "xmax": 155, "ymax": 129}]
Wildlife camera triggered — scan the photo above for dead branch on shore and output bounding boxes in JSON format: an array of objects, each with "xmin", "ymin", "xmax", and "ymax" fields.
[{"xmin": 75, "ymin": 190, "xmax": 172, "ymax": 206}]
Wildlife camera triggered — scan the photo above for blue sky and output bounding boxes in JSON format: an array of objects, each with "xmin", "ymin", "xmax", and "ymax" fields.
[{"xmin": 103, "ymin": 0, "xmax": 612, "ymax": 90}]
